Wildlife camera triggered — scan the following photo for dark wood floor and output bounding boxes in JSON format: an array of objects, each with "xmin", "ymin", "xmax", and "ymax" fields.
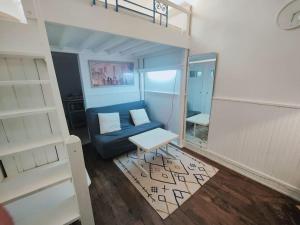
[{"xmin": 80, "ymin": 144, "xmax": 300, "ymax": 225}]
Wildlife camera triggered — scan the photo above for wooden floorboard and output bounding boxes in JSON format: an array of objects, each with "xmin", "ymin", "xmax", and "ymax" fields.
[{"xmin": 76, "ymin": 144, "xmax": 300, "ymax": 225}]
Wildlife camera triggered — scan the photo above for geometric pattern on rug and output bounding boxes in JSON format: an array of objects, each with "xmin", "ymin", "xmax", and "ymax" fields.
[{"xmin": 113, "ymin": 145, "xmax": 219, "ymax": 219}]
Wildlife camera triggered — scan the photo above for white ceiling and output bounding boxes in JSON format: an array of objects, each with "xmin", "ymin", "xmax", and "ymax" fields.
[{"xmin": 45, "ymin": 22, "xmax": 179, "ymax": 58}]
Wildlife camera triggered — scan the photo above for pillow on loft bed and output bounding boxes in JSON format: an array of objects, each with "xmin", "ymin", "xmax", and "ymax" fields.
[
  {"xmin": 98, "ymin": 113, "xmax": 121, "ymax": 134},
  {"xmin": 130, "ymin": 108, "xmax": 150, "ymax": 126}
]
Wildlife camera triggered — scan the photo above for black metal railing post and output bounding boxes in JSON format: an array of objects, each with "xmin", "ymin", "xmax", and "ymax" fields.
[
  {"xmin": 153, "ymin": 0, "xmax": 156, "ymax": 23},
  {"xmin": 116, "ymin": 0, "xmax": 119, "ymax": 12},
  {"xmin": 166, "ymin": 5, "xmax": 168, "ymax": 27}
]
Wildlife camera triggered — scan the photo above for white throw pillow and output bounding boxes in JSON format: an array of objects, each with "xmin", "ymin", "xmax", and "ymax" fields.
[
  {"xmin": 130, "ymin": 108, "xmax": 150, "ymax": 126},
  {"xmin": 98, "ymin": 113, "xmax": 121, "ymax": 134}
]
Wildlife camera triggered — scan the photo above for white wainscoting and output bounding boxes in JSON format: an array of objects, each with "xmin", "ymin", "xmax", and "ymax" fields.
[{"xmin": 185, "ymin": 97, "xmax": 300, "ymax": 201}]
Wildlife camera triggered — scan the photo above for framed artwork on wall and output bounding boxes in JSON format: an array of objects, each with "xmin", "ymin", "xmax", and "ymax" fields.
[{"xmin": 88, "ymin": 60, "xmax": 134, "ymax": 87}]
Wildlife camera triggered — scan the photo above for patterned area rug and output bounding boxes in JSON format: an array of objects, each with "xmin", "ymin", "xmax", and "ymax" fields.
[{"xmin": 114, "ymin": 145, "xmax": 218, "ymax": 219}]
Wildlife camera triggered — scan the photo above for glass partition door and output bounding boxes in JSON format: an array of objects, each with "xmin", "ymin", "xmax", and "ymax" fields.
[{"xmin": 184, "ymin": 53, "xmax": 217, "ymax": 148}]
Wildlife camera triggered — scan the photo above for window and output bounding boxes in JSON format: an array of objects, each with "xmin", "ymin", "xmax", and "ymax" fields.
[{"xmin": 144, "ymin": 70, "xmax": 179, "ymax": 93}]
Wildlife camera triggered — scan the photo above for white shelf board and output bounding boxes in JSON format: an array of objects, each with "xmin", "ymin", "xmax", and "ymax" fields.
[
  {"xmin": 0, "ymin": 51, "xmax": 45, "ymax": 59},
  {"xmin": 0, "ymin": 136, "xmax": 64, "ymax": 157},
  {"xmin": 0, "ymin": 161, "xmax": 72, "ymax": 204},
  {"xmin": 5, "ymin": 181, "xmax": 80, "ymax": 225},
  {"xmin": 0, "ymin": 80, "xmax": 50, "ymax": 86},
  {"xmin": 0, "ymin": 107, "xmax": 56, "ymax": 119}
]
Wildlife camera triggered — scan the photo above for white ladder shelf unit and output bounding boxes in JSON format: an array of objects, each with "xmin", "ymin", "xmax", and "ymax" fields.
[
  {"xmin": 0, "ymin": 53, "xmax": 94, "ymax": 225},
  {"xmin": 0, "ymin": 23, "xmax": 94, "ymax": 225}
]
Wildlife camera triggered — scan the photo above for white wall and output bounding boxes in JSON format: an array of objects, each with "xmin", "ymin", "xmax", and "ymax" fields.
[
  {"xmin": 168, "ymin": 12, "xmax": 187, "ymax": 32},
  {"xmin": 192, "ymin": 0, "xmax": 300, "ymax": 103},
  {"xmin": 188, "ymin": 0, "xmax": 300, "ymax": 200},
  {"xmin": 78, "ymin": 51, "xmax": 140, "ymax": 108},
  {"xmin": 142, "ymin": 49, "xmax": 184, "ymax": 137}
]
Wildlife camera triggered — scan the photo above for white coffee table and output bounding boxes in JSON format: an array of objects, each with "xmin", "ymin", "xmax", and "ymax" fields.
[
  {"xmin": 186, "ymin": 113, "xmax": 210, "ymax": 136},
  {"xmin": 128, "ymin": 128, "xmax": 178, "ymax": 175}
]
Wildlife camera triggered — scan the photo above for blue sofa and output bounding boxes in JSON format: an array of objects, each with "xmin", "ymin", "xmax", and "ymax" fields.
[{"xmin": 86, "ymin": 101, "xmax": 163, "ymax": 159}]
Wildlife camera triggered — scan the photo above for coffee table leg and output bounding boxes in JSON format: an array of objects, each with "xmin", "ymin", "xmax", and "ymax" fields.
[
  {"xmin": 137, "ymin": 146, "xmax": 141, "ymax": 165},
  {"xmin": 132, "ymin": 146, "xmax": 148, "ymax": 176},
  {"xmin": 161, "ymin": 144, "xmax": 176, "ymax": 159},
  {"xmin": 193, "ymin": 123, "xmax": 196, "ymax": 136}
]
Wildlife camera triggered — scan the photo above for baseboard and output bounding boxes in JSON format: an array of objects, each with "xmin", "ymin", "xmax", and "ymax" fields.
[
  {"xmin": 171, "ymin": 140, "xmax": 183, "ymax": 148},
  {"xmin": 184, "ymin": 141, "xmax": 300, "ymax": 202}
]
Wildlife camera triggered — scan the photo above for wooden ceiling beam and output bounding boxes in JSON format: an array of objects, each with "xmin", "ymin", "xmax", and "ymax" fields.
[
  {"xmin": 58, "ymin": 26, "xmax": 76, "ymax": 48},
  {"xmin": 93, "ymin": 36, "xmax": 129, "ymax": 53},
  {"xmin": 120, "ymin": 42, "xmax": 158, "ymax": 56},
  {"xmin": 77, "ymin": 32, "xmax": 106, "ymax": 51},
  {"xmin": 133, "ymin": 45, "xmax": 174, "ymax": 57}
]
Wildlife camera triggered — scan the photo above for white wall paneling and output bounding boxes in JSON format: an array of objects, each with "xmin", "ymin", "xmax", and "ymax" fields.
[
  {"xmin": 209, "ymin": 98, "xmax": 300, "ymax": 189},
  {"xmin": 185, "ymin": 98, "xmax": 300, "ymax": 200}
]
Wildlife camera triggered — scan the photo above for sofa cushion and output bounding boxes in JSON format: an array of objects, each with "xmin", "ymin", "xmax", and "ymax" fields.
[
  {"xmin": 130, "ymin": 108, "xmax": 150, "ymax": 126},
  {"xmin": 98, "ymin": 113, "xmax": 121, "ymax": 134}
]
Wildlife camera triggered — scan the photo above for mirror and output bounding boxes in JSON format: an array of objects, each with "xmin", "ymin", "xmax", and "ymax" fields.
[{"xmin": 184, "ymin": 53, "xmax": 217, "ymax": 147}]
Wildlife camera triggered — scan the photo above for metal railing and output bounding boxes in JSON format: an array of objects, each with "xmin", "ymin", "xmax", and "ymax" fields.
[
  {"xmin": 92, "ymin": 0, "xmax": 192, "ymax": 34},
  {"xmin": 93, "ymin": 0, "xmax": 169, "ymax": 27}
]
